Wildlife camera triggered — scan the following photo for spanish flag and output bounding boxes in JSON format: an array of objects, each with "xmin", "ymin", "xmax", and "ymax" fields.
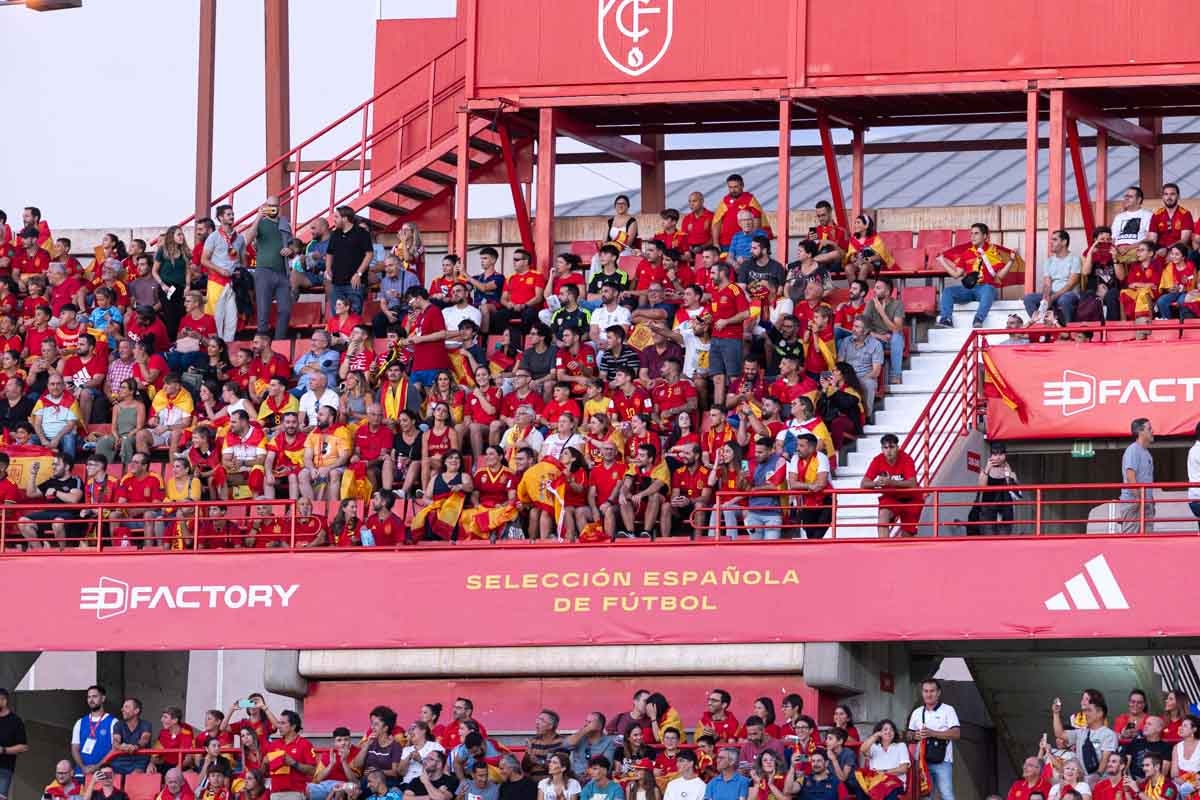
[
  {"xmin": 980, "ymin": 341, "xmax": 1028, "ymax": 423},
  {"xmin": 2, "ymin": 444, "xmax": 54, "ymax": 487},
  {"xmin": 852, "ymin": 768, "xmax": 905, "ymax": 800},
  {"xmin": 516, "ymin": 458, "xmax": 567, "ymax": 535},
  {"xmin": 411, "ymin": 491, "xmax": 466, "ymax": 540},
  {"xmin": 448, "ymin": 349, "xmax": 476, "ymax": 388},
  {"xmin": 340, "ymin": 463, "xmax": 374, "ymax": 503},
  {"xmin": 915, "ymin": 739, "xmax": 933, "ymax": 799},
  {"xmin": 460, "ymin": 502, "xmax": 519, "ymax": 540}
]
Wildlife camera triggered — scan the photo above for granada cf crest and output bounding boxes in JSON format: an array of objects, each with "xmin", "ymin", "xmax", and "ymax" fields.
[{"xmin": 597, "ymin": 0, "xmax": 674, "ymax": 77}]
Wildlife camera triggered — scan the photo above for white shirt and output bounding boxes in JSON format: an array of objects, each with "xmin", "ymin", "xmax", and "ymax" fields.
[
  {"xmin": 1048, "ymin": 783, "xmax": 1092, "ymax": 800},
  {"xmin": 1041, "ymin": 254, "xmax": 1081, "ymax": 294},
  {"xmin": 537, "ymin": 778, "xmax": 582, "ymax": 800},
  {"xmin": 1188, "ymin": 441, "xmax": 1200, "ymax": 500},
  {"xmin": 591, "ymin": 304, "xmax": 632, "ymax": 342},
  {"xmin": 867, "ymin": 742, "xmax": 911, "ymax": 785},
  {"xmin": 401, "ymin": 740, "xmax": 445, "ymax": 782},
  {"xmin": 787, "ymin": 450, "xmax": 830, "ymax": 480},
  {"xmin": 1175, "ymin": 739, "xmax": 1200, "ymax": 773},
  {"xmin": 907, "ymin": 703, "xmax": 961, "ymax": 763},
  {"xmin": 299, "ymin": 388, "xmax": 340, "ymax": 428},
  {"xmin": 541, "ymin": 432, "xmax": 586, "ymax": 461},
  {"xmin": 662, "ymin": 776, "xmax": 706, "ymax": 800},
  {"xmin": 443, "ymin": 304, "xmax": 483, "ymax": 348},
  {"xmin": 1111, "ymin": 209, "xmax": 1153, "ymax": 245},
  {"xmin": 677, "ymin": 321, "xmax": 710, "ymax": 378}
]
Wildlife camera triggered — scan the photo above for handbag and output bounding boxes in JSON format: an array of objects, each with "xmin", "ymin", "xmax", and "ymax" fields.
[
  {"xmin": 922, "ymin": 708, "xmax": 948, "ymax": 764},
  {"xmin": 961, "ymin": 271, "xmax": 980, "ymax": 289},
  {"xmin": 1081, "ymin": 732, "xmax": 1100, "ymax": 775}
]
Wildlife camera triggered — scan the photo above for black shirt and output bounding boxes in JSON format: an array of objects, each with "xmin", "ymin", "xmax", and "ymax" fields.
[
  {"xmin": 0, "ymin": 395, "xmax": 34, "ymax": 432},
  {"xmin": 1119, "ymin": 735, "xmax": 1173, "ymax": 780},
  {"xmin": 737, "ymin": 258, "xmax": 785, "ymax": 287},
  {"xmin": 587, "ymin": 269, "xmax": 630, "ymax": 295},
  {"xmin": 327, "ymin": 225, "xmax": 374, "ymax": 285},
  {"xmin": 0, "ymin": 710, "xmax": 26, "ymax": 772},
  {"xmin": 405, "ymin": 774, "xmax": 459, "ymax": 798},
  {"xmin": 498, "ymin": 777, "xmax": 538, "ymax": 800},
  {"xmin": 38, "ymin": 475, "xmax": 84, "ymax": 504}
]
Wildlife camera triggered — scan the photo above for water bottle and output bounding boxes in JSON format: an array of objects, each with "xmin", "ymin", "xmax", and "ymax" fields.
[{"xmin": 359, "ymin": 526, "xmax": 375, "ymax": 547}]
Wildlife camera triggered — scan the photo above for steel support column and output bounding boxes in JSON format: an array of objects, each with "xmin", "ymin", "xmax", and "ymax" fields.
[
  {"xmin": 1139, "ymin": 116, "xmax": 1163, "ymax": 198},
  {"xmin": 453, "ymin": 111, "xmax": 471, "ymax": 257},
  {"xmin": 1023, "ymin": 90, "xmax": 1039, "ymax": 294},
  {"xmin": 194, "ymin": 0, "xmax": 216, "ymax": 220},
  {"xmin": 1095, "ymin": 129, "xmax": 1109, "ymax": 228},
  {"xmin": 500, "ymin": 124, "xmax": 535, "ymax": 254},
  {"xmin": 1066, "ymin": 119, "xmax": 1095, "ymax": 242},
  {"xmin": 851, "ymin": 126, "xmax": 865, "ymax": 220},
  {"xmin": 1047, "ymin": 90, "xmax": 1066, "ymax": 253},
  {"xmin": 535, "ymin": 108, "xmax": 558, "ymax": 272},
  {"xmin": 816, "ymin": 112, "xmax": 848, "ymax": 228},
  {"xmin": 640, "ymin": 133, "xmax": 666, "ymax": 212},
  {"xmin": 264, "ymin": 0, "xmax": 291, "ymax": 200},
  {"xmin": 777, "ymin": 100, "xmax": 792, "ymax": 263}
]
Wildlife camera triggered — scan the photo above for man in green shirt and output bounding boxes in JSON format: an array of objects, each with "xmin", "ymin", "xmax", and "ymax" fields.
[{"xmin": 248, "ymin": 194, "xmax": 295, "ymax": 339}]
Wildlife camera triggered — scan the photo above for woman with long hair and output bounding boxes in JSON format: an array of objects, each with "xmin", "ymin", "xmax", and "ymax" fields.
[
  {"xmin": 618, "ymin": 727, "xmax": 653, "ymax": 781},
  {"xmin": 238, "ymin": 728, "xmax": 265, "ymax": 774},
  {"xmin": 1172, "ymin": 715, "xmax": 1200, "ymax": 789},
  {"xmin": 558, "ymin": 446, "xmax": 593, "ymax": 542},
  {"xmin": 423, "ymin": 370, "xmax": 467, "ymax": 425},
  {"xmin": 1165, "ymin": 690, "xmax": 1191, "ymax": 743},
  {"xmin": 392, "ymin": 221, "xmax": 425, "ymax": 277},
  {"xmin": 844, "ymin": 213, "xmax": 894, "ymax": 283},
  {"xmin": 94, "ymin": 378, "xmax": 145, "ymax": 465},
  {"xmin": 663, "ymin": 411, "xmax": 700, "ymax": 467},
  {"xmin": 391, "ymin": 409, "xmax": 423, "ymax": 498},
  {"xmin": 412, "ymin": 449, "xmax": 473, "ymax": 542},
  {"xmin": 351, "ymin": 706, "xmax": 404, "ymax": 788},
  {"xmin": 462, "ymin": 445, "xmax": 518, "ymax": 542},
  {"xmin": 421, "ymin": 702, "xmax": 445, "ymax": 742},
  {"xmin": 752, "ymin": 697, "xmax": 781, "ymax": 740},
  {"xmin": 154, "ymin": 225, "xmax": 191, "ymax": 337},
  {"xmin": 644, "ymin": 693, "xmax": 682, "ymax": 745},
  {"xmin": 831, "ymin": 704, "xmax": 861, "ymax": 750},
  {"xmin": 420, "ymin": 402, "xmax": 460, "ymax": 489},
  {"xmin": 624, "ymin": 758, "xmax": 660, "ymax": 800},
  {"xmin": 858, "ymin": 719, "xmax": 910, "ymax": 800},
  {"xmin": 819, "ymin": 362, "xmax": 867, "ymax": 450},
  {"xmin": 340, "ymin": 370, "xmax": 371, "ymax": 427},
  {"xmin": 537, "ymin": 751, "xmax": 581, "ymax": 800},
  {"xmin": 748, "ymin": 751, "xmax": 787, "ymax": 800},
  {"xmin": 329, "ymin": 498, "xmax": 363, "ymax": 547}
]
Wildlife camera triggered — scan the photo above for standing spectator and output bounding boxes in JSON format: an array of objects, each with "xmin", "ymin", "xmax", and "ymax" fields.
[
  {"xmin": 326, "ymin": 206, "xmax": 374, "ymax": 315},
  {"xmin": 31, "ymin": 373, "xmax": 82, "ymax": 461},
  {"xmin": 1119, "ymin": 418, "xmax": 1155, "ymax": 534},
  {"xmin": 712, "ymin": 175, "xmax": 769, "ymax": 250},
  {"xmin": 1023, "ymin": 230, "xmax": 1081, "ymax": 323},
  {"xmin": 906, "ymin": 680, "xmax": 960, "ymax": 800},
  {"xmin": 0, "ymin": 687, "xmax": 28, "ymax": 800},
  {"xmin": 566, "ymin": 715, "xmax": 617, "ymax": 778},
  {"xmin": 200, "ymin": 204, "xmax": 246, "ymax": 342},
  {"xmin": 680, "ymin": 192, "xmax": 714, "ymax": 255},
  {"xmin": 404, "ymin": 287, "xmax": 452, "ymax": 391},
  {"xmin": 499, "ymin": 755, "xmax": 537, "ymax": 800},
  {"xmin": 266, "ymin": 710, "xmax": 316, "ymax": 800},
  {"xmin": 247, "ymin": 196, "xmax": 294, "ymax": 338},
  {"xmin": 111, "ymin": 698, "xmax": 153, "ymax": 776},
  {"xmin": 707, "ymin": 254, "xmax": 749, "ymax": 409},
  {"xmin": 973, "ymin": 443, "xmax": 1020, "ymax": 536},
  {"xmin": 861, "ymin": 434, "xmax": 923, "ymax": 537},
  {"xmin": 1051, "ymin": 696, "xmax": 1118, "ymax": 783},
  {"xmin": 70, "ymin": 685, "xmax": 118, "ymax": 778},
  {"xmin": 1111, "ymin": 187, "xmax": 1153, "ymax": 258},
  {"xmin": 935, "ymin": 223, "xmax": 1015, "ymax": 329},
  {"xmin": 1113, "ymin": 691, "xmax": 1151, "ymax": 745},
  {"xmin": 661, "ymin": 752, "xmax": 703, "ymax": 800},
  {"xmin": 153, "ymin": 226, "xmax": 191, "ymax": 338}
]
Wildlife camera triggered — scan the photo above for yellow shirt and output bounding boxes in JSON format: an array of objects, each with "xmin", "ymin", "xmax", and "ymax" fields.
[
  {"xmin": 305, "ymin": 427, "xmax": 351, "ymax": 469},
  {"xmin": 165, "ymin": 476, "xmax": 201, "ymax": 503}
]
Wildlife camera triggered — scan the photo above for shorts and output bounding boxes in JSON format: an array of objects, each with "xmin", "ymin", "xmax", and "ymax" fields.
[
  {"xmin": 708, "ymin": 337, "xmax": 744, "ymax": 377},
  {"xmin": 879, "ymin": 497, "xmax": 923, "ymax": 535},
  {"xmin": 151, "ymin": 429, "xmax": 173, "ymax": 447},
  {"xmin": 23, "ymin": 508, "xmax": 79, "ymax": 523}
]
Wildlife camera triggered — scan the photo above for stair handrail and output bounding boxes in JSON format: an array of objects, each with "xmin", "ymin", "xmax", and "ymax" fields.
[{"xmin": 171, "ymin": 37, "xmax": 467, "ymax": 233}]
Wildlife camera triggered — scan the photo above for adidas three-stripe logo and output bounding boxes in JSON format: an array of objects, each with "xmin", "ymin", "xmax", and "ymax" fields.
[{"xmin": 1044, "ymin": 554, "xmax": 1129, "ymax": 611}]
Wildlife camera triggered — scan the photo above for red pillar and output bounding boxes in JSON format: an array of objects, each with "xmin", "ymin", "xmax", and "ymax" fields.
[
  {"xmin": 1023, "ymin": 89, "xmax": 1039, "ymax": 294},
  {"xmin": 816, "ymin": 112, "xmax": 847, "ymax": 229},
  {"xmin": 535, "ymin": 108, "xmax": 558, "ymax": 272},
  {"xmin": 1047, "ymin": 90, "xmax": 1066, "ymax": 251},
  {"xmin": 851, "ymin": 126, "xmax": 865, "ymax": 220},
  {"xmin": 777, "ymin": 100, "xmax": 792, "ymax": 264},
  {"xmin": 195, "ymin": 0, "xmax": 216, "ymax": 220},
  {"xmin": 1138, "ymin": 116, "xmax": 1163, "ymax": 199},
  {"xmin": 1094, "ymin": 129, "xmax": 1109, "ymax": 228},
  {"xmin": 264, "ymin": 0, "xmax": 291, "ymax": 200},
  {"xmin": 500, "ymin": 124, "xmax": 535, "ymax": 254},
  {"xmin": 453, "ymin": 111, "xmax": 470, "ymax": 257},
  {"xmin": 1065, "ymin": 119, "xmax": 1095, "ymax": 243}
]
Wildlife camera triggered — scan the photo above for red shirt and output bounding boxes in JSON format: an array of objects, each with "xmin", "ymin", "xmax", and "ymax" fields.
[
  {"xmin": 408, "ymin": 304, "xmax": 451, "ymax": 372},
  {"xmin": 680, "ymin": 209, "xmax": 714, "ymax": 249},
  {"xmin": 652, "ymin": 379, "xmax": 698, "ymax": 418},
  {"xmin": 654, "ymin": 750, "xmax": 680, "ymax": 775},
  {"xmin": 554, "ymin": 344, "xmax": 597, "ymax": 393},
  {"xmin": 321, "ymin": 746, "xmax": 361, "ymax": 783},
  {"xmin": 727, "ymin": 374, "xmax": 767, "ymax": 403},
  {"xmin": 53, "ymin": 322, "xmax": 84, "ymax": 355},
  {"xmin": 654, "ymin": 230, "xmax": 687, "ymax": 254},
  {"xmin": 715, "ymin": 193, "xmax": 765, "ymax": 246},
  {"xmin": 702, "ymin": 425, "xmax": 736, "ymax": 464},
  {"xmin": 265, "ymin": 735, "xmax": 317, "ymax": 794},
  {"xmin": 0, "ymin": 477, "xmax": 23, "ymax": 504},
  {"xmin": 61, "ymin": 352, "xmax": 109, "ymax": 389},
  {"xmin": 834, "ymin": 300, "xmax": 865, "ymax": 330},
  {"xmin": 49, "ymin": 277, "xmax": 85, "ymax": 316},
  {"xmin": 769, "ymin": 374, "xmax": 818, "ymax": 406},
  {"xmin": 1127, "ymin": 259, "xmax": 1164, "ymax": 288},
  {"xmin": 198, "ymin": 519, "xmax": 243, "ymax": 550},
  {"xmin": 353, "ymin": 424, "xmax": 393, "ymax": 461},
  {"xmin": 127, "ymin": 317, "xmax": 170, "ymax": 353},
  {"xmin": 506, "ymin": 269, "xmax": 542, "ymax": 307},
  {"xmin": 501, "ymin": 389, "xmax": 545, "ymax": 420},
  {"xmin": 367, "ymin": 512, "xmax": 405, "ymax": 546},
  {"xmin": 542, "ymin": 398, "xmax": 582, "ymax": 425},
  {"xmin": 429, "ymin": 276, "xmax": 457, "ymax": 303},
  {"xmin": 1150, "ymin": 205, "xmax": 1194, "ymax": 248},
  {"xmin": 23, "ymin": 325, "xmax": 53, "ymax": 357},
  {"xmin": 624, "ymin": 430, "xmax": 662, "ymax": 463},
  {"xmin": 697, "ymin": 712, "xmax": 740, "ymax": 743},
  {"xmin": 12, "ymin": 247, "xmax": 49, "ymax": 277},
  {"xmin": 550, "ymin": 271, "xmax": 586, "ymax": 296},
  {"xmin": 710, "ymin": 283, "xmax": 749, "ymax": 339},
  {"xmin": 474, "ymin": 467, "xmax": 515, "ymax": 507},
  {"xmin": 0, "ymin": 242, "xmax": 14, "ymax": 278},
  {"xmin": 440, "ymin": 720, "xmax": 488, "ymax": 751},
  {"xmin": 633, "ymin": 260, "xmax": 668, "ymax": 292},
  {"xmin": 591, "ymin": 461, "xmax": 627, "ymax": 506},
  {"xmin": 178, "ymin": 312, "xmax": 217, "ymax": 340},
  {"xmin": 250, "ymin": 352, "xmax": 292, "ymax": 386},
  {"xmin": 133, "ymin": 355, "xmax": 170, "ymax": 392},
  {"xmin": 864, "ymin": 452, "xmax": 923, "ymax": 505},
  {"xmin": 157, "ymin": 724, "xmax": 197, "ymax": 753},
  {"xmin": 466, "ymin": 386, "xmax": 503, "ymax": 425},
  {"xmin": 814, "ymin": 223, "xmax": 849, "ymax": 252},
  {"xmin": 119, "ymin": 473, "xmax": 166, "ymax": 504},
  {"xmin": 326, "ymin": 313, "xmax": 364, "ymax": 339},
  {"xmin": 671, "ymin": 465, "xmax": 710, "ymax": 500},
  {"xmin": 1090, "ymin": 778, "xmax": 1132, "ymax": 800},
  {"xmin": 608, "ymin": 387, "xmax": 653, "ymax": 422}
]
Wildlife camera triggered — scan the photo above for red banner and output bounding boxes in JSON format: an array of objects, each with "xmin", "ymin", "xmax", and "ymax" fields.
[
  {"xmin": 0, "ymin": 537, "xmax": 1194, "ymax": 651},
  {"xmin": 985, "ymin": 340, "xmax": 1200, "ymax": 440}
]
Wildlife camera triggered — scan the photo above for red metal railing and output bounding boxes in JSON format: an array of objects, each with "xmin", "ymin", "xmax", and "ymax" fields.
[
  {"xmin": 902, "ymin": 318, "xmax": 1200, "ymax": 484},
  {"xmin": 169, "ymin": 37, "xmax": 468, "ymax": 238}
]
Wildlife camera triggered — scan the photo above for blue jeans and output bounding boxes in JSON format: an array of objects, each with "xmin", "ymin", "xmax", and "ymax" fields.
[
  {"xmin": 329, "ymin": 283, "xmax": 364, "ymax": 315},
  {"xmin": 882, "ymin": 330, "xmax": 904, "ymax": 375},
  {"xmin": 35, "ymin": 430, "xmax": 79, "ymax": 462},
  {"xmin": 0, "ymin": 766, "xmax": 12, "ymax": 800},
  {"xmin": 744, "ymin": 508, "xmax": 781, "ymax": 540},
  {"xmin": 308, "ymin": 780, "xmax": 343, "ymax": 800},
  {"xmin": 1024, "ymin": 290, "xmax": 1080, "ymax": 323},
  {"xmin": 1157, "ymin": 291, "xmax": 1198, "ymax": 320},
  {"xmin": 165, "ymin": 350, "xmax": 205, "ymax": 374},
  {"xmin": 928, "ymin": 760, "xmax": 955, "ymax": 800},
  {"xmin": 940, "ymin": 283, "xmax": 997, "ymax": 323}
]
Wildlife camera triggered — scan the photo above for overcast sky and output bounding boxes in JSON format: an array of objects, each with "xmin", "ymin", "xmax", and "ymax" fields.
[{"xmin": 0, "ymin": 0, "xmax": 831, "ymax": 229}]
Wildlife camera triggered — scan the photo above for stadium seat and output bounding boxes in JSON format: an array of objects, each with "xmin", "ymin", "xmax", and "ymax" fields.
[
  {"xmin": 570, "ymin": 241, "xmax": 600, "ymax": 259},
  {"xmin": 826, "ymin": 287, "xmax": 850, "ymax": 307},
  {"xmin": 916, "ymin": 229, "xmax": 954, "ymax": 250},
  {"xmin": 890, "ymin": 247, "xmax": 925, "ymax": 271},
  {"xmin": 293, "ymin": 339, "xmax": 313, "ymax": 361},
  {"xmin": 924, "ymin": 244, "xmax": 948, "ymax": 267},
  {"xmin": 901, "ymin": 286, "xmax": 937, "ymax": 317},
  {"xmin": 271, "ymin": 339, "xmax": 293, "ymax": 360},
  {"xmin": 291, "ymin": 302, "xmax": 323, "ymax": 331},
  {"xmin": 124, "ymin": 772, "xmax": 162, "ymax": 800},
  {"xmin": 878, "ymin": 230, "xmax": 913, "ymax": 253}
]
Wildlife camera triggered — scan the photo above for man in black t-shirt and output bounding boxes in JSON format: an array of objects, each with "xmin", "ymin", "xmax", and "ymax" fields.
[
  {"xmin": 404, "ymin": 751, "xmax": 458, "ymax": 800},
  {"xmin": 1119, "ymin": 716, "xmax": 1173, "ymax": 781},
  {"xmin": 325, "ymin": 206, "xmax": 374, "ymax": 315},
  {"xmin": 0, "ymin": 687, "xmax": 28, "ymax": 798},
  {"xmin": 497, "ymin": 755, "xmax": 537, "ymax": 800},
  {"xmin": 17, "ymin": 453, "xmax": 84, "ymax": 548}
]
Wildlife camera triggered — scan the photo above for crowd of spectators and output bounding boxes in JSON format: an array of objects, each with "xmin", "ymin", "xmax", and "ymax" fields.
[
  {"xmin": 0, "ymin": 179, "xmax": 1191, "ymax": 545},
  {"xmin": 0, "ymin": 680, "xmax": 1195, "ymax": 800}
]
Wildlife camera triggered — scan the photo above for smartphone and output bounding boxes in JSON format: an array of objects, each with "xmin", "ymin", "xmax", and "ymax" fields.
[
  {"xmin": 237, "ymin": 699, "xmax": 256, "ymax": 709},
  {"xmin": 819, "ymin": 371, "xmax": 833, "ymax": 383}
]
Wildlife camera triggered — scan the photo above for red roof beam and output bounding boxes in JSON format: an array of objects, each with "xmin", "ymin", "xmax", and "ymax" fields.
[
  {"xmin": 553, "ymin": 111, "xmax": 657, "ymax": 166},
  {"xmin": 1061, "ymin": 92, "xmax": 1156, "ymax": 149}
]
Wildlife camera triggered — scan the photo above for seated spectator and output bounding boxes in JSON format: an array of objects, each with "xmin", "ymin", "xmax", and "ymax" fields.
[
  {"xmin": 1156, "ymin": 243, "xmax": 1198, "ymax": 321},
  {"xmin": 158, "ymin": 768, "xmax": 196, "ymax": 800},
  {"xmin": 787, "ymin": 240, "xmax": 833, "ymax": 306},
  {"xmin": 293, "ymin": 331, "xmax": 341, "ymax": 398},
  {"xmin": 83, "ymin": 765, "xmax": 126, "ymax": 800},
  {"xmin": 843, "ymin": 214, "xmax": 893, "ymax": 283},
  {"xmin": 856, "ymin": 720, "xmax": 909, "ymax": 800},
  {"xmin": 727, "ymin": 211, "xmax": 767, "ymax": 268},
  {"xmin": 936, "ymin": 223, "xmax": 1015, "ymax": 329},
  {"xmin": 1170, "ymin": 716, "xmax": 1200, "ymax": 790},
  {"xmin": 310, "ymin": 727, "xmax": 360, "ymax": 800},
  {"xmin": 1120, "ymin": 241, "xmax": 1163, "ymax": 323},
  {"xmin": 150, "ymin": 708, "xmax": 196, "ymax": 773},
  {"xmin": 299, "ymin": 373, "xmax": 340, "ymax": 431},
  {"xmin": 32, "ymin": 372, "xmax": 82, "ymax": 461},
  {"xmin": 403, "ymin": 751, "xmax": 457, "ymax": 800},
  {"xmin": 44, "ymin": 760, "xmax": 84, "ymax": 800},
  {"xmin": 861, "ymin": 434, "xmax": 923, "ymax": 538},
  {"xmin": 1119, "ymin": 716, "xmax": 1171, "ymax": 781},
  {"xmin": 492, "ymin": 250, "xmax": 542, "ymax": 343},
  {"xmin": 351, "ymin": 706, "xmax": 404, "ymax": 788},
  {"xmin": 300, "ymin": 405, "xmax": 351, "ymax": 503},
  {"xmin": 1023, "ymin": 230, "xmax": 1081, "ymax": 323},
  {"xmin": 1046, "ymin": 760, "xmax": 1091, "ymax": 800},
  {"xmin": 737, "ymin": 717, "xmax": 785, "ymax": 766},
  {"xmin": 457, "ymin": 761, "xmax": 500, "ymax": 800}
]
